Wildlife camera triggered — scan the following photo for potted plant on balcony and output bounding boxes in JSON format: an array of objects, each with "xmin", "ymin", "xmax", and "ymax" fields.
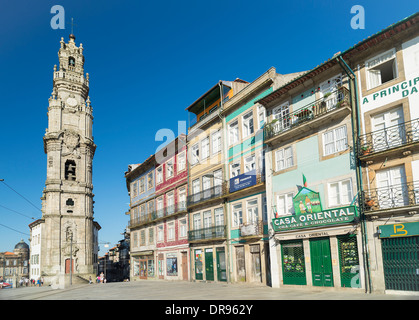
[
  {"xmin": 264, "ymin": 119, "xmax": 278, "ymax": 138},
  {"xmin": 364, "ymin": 197, "xmax": 374, "ymax": 209},
  {"xmin": 361, "ymin": 145, "xmax": 372, "ymax": 155}
]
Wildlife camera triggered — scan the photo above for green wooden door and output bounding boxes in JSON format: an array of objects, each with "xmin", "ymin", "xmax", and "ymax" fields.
[
  {"xmin": 281, "ymin": 240, "xmax": 307, "ymax": 285},
  {"xmin": 205, "ymin": 249, "xmax": 214, "ymax": 281},
  {"xmin": 216, "ymin": 248, "xmax": 227, "ymax": 282},
  {"xmin": 310, "ymin": 238, "xmax": 334, "ymax": 287}
]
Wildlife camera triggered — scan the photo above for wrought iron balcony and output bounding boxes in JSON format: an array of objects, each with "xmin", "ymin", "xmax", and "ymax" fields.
[
  {"xmin": 357, "ymin": 118, "xmax": 419, "ymax": 158},
  {"xmin": 239, "ymin": 220, "xmax": 265, "ymax": 237},
  {"xmin": 187, "ymin": 184, "xmax": 225, "ymax": 206},
  {"xmin": 362, "ymin": 181, "xmax": 419, "ymax": 212},
  {"xmin": 129, "ymin": 202, "xmax": 187, "ymax": 228},
  {"xmin": 188, "ymin": 225, "xmax": 226, "ymax": 241},
  {"xmin": 264, "ymin": 87, "xmax": 350, "ymax": 141}
]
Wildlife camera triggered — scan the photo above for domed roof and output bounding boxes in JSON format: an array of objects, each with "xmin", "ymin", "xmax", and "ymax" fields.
[{"xmin": 14, "ymin": 239, "xmax": 29, "ymax": 250}]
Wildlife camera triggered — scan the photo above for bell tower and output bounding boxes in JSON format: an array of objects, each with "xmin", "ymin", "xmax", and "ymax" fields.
[{"xmin": 40, "ymin": 34, "xmax": 100, "ymax": 284}]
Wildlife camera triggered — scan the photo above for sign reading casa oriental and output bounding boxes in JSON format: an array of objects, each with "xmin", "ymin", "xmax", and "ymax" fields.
[{"xmin": 272, "ymin": 187, "xmax": 358, "ymax": 232}]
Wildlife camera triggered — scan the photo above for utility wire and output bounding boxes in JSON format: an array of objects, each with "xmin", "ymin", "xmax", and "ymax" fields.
[
  {"xmin": 0, "ymin": 222, "xmax": 30, "ymax": 236},
  {"xmin": 0, "ymin": 204, "xmax": 36, "ymax": 220},
  {"xmin": 0, "ymin": 180, "xmax": 42, "ymax": 213}
]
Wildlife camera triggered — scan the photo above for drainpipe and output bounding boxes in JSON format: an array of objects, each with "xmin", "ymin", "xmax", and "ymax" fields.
[
  {"xmin": 218, "ymin": 81, "xmax": 231, "ymax": 283},
  {"xmin": 337, "ymin": 55, "xmax": 372, "ymax": 294}
]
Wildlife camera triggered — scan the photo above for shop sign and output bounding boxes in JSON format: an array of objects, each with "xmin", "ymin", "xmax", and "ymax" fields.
[
  {"xmin": 272, "ymin": 206, "xmax": 358, "ymax": 232},
  {"xmin": 378, "ymin": 221, "xmax": 419, "ymax": 238},
  {"xmin": 229, "ymin": 169, "xmax": 256, "ymax": 193},
  {"xmin": 293, "ymin": 187, "xmax": 322, "ymax": 215}
]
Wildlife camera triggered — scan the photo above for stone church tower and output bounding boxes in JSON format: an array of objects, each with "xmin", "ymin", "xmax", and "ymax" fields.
[{"xmin": 40, "ymin": 34, "xmax": 100, "ymax": 284}]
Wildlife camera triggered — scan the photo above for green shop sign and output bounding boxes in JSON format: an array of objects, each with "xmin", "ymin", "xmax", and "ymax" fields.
[
  {"xmin": 272, "ymin": 187, "xmax": 358, "ymax": 232},
  {"xmin": 378, "ymin": 221, "xmax": 419, "ymax": 238}
]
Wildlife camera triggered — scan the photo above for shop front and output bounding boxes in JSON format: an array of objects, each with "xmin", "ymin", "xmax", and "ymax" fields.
[
  {"xmin": 378, "ymin": 221, "xmax": 419, "ymax": 292},
  {"xmin": 132, "ymin": 251, "xmax": 155, "ymax": 281},
  {"xmin": 192, "ymin": 245, "xmax": 227, "ymax": 282},
  {"xmin": 272, "ymin": 187, "xmax": 363, "ymax": 290}
]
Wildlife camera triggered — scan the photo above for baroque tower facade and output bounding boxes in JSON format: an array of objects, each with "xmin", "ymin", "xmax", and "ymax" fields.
[{"xmin": 40, "ymin": 34, "xmax": 100, "ymax": 283}]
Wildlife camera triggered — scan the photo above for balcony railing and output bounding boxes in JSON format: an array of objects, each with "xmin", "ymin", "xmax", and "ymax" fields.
[
  {"xmin": 129, "ymin": 201, "xmax": 187, "ymax": 228},
  {"xmin": 187, "ymin": 184, "xmax": 225, "ymax": 206},
  {"xmin": 362, "ymin": 181, "xmax": 419, "ymax": 212},
  {"xmin": 239, "ymin": 220, "xmax": 265, "ymax": 237},
  {"xmin": 188, "ymin": 225, "xmax": 226, "ymax": 241},
  {"xmin": 357, "ymin": 118, "xmax": 419, "ymax": 157},
  {"xmin": 264, "ymin": 87, "xmax": 350, "ymax": 141}
]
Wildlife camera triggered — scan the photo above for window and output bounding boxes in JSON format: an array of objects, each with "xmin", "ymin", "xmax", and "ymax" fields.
[
  {"xmin": 201, "ymin": 137, "xmax": 209, "ymax": 160},
  {"xmin": 323, "ymin": 125, "xmax": 347, "ymax": 156},
  {"xmin": 178, "ymin": 187, "xmax": 186, "ymax": 210},
  {"xmin": 65, "ymin": 160, "xmax": 76, "ymax": 181},
  {"xmin": 66, "ymin": 198, "xmax": 74, "ymax": 206},
  {"xmin": 167, "ymin": 222, "xmax": 175, "ymax": 240},
  {"xmin": 140, "ymin": 204, "xmax": 146, "ymax": 220},
  {"xmin": 229, "ymin": 120, "xmax": 239, "ymax": 145},
  {"xmin": 242, "ymin": 111, "xmax": 254, "ymax": 138},
  {"xmin": 244, "ymin": 155, "xmax": 255, "ymax": 173},
  {"xmin": 166, "ymin": 159, "xmax": 174, "ymax": 178},
  {"xmin": 139, "ymin": 177, "xmax": 145, "ymax": 193},
  {"xmin": 232, "ymin": 203, "xmax": 243, "ymax": 227},
  {"xmin": 203, "ymin": 210, "xmax": 212, "ymax": 228},
  {"xmin": 157, "ymin": 197, "xmax": 164, "ymax": 217},
  {"xmin": 147, "ymin": 172, "xmax": 154, "ymax": 189},
  {"xmin": 148, "ymin": 227, "xmax": 154, "ymax": 244},
  {"xmin": 328, "ymin": 179, "xmax": 353, "ymax": 207},
  {"xmin": 191, "ymin": 143, "xmax": 199, "ymax": 165},
  {"xmin": 147, "ymin": 200, "xmax": 154, "ymax": 216},
  {"xmin": 69, "ymin": 56, "xmax": 75, "ymax": 67},
  {"xmin": 213, "ymin": 169, "xmax": 223, "ymax": 195},
  {"xmin": 157, "ymin": 225, "xmax": 164, "ymax": 242},
  {"xmin": 272, "ymin": 102, "xmax": 290, "ymax": 131},
  {"xmin": 167, "ymin": 192, "xmax": 174, "ymax": 214},
  {"xmin": 156, "ymin": 166, "xmax": 163, "ymax": 184},
  {"xmin": 140, "ymin": 230, "xmax": 146, "ymax": 246},
  {"xmin": 246, "ymin": 199, "xmax": 259, "ymax": 224},
  {"xmin": 214, "ymin": 207, "xmax": 224, "ymax": 226},
  {"xmin": 366, "ymin": 49, "xmax": 397, "ymax": 89},
  {"xmin": 179, "ymin": 219, "xmax": 187, "ymax": 238},
  {"xmin": 211, "ymin": 130, "xmax": 221, "ymax": 154},
  {"xmin": 231, "ymin": 161, "xmax": 241, "ymax": 178},
  {"xmin": 193, "ymin": 213, "xmax": 201, "ymax": 230},
  {"xmin": 257, "ymin": 105, "xmax": 266, "ymax": 129},
  {"xmin": 276, "ymin": 193, "xmax": 294, "ymax": 216},
  {"xmin": 177, "ymin": 152, "xmax": 186, "ymax": 171},
  {"xmin": 275, "ymin": 146, "xmax": 293, "ymax": 171}
]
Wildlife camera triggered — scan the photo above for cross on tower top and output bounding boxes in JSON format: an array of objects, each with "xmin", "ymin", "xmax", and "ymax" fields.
[{"xmin": 67, "ymin": 17, "xmax": 77, "ymax": 37}]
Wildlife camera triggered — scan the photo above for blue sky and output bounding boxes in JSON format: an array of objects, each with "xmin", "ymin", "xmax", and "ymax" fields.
[{"xmin": 0, "ymin": 0, "xmax": 417, "ymax": 255}]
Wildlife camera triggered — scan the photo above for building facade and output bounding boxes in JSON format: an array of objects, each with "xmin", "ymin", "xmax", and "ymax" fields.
[
  {"xmin": 34, "ymin": 34, "xmax": 100, "ymax": 285},
  {"xmin": 343, "ymin": 13, "xmax": 419, "ymax": 293},
  {"xmin": 155, "ymin": 135, "xmax": 189, "ymax": 280},
  {"xmin": 259, "ymin": 61, "xmax": 364, "ymax": 291},
  {"xmin": 125, "ymin": 155, "xmax": 157, "ymax": 280},
  {"xmin": 186, "ymin": 80, "xmax": 245, "ymax": 283},
  {"xmin": 0, "ymin": 240, "xmax": 30, "ymax": 287}
]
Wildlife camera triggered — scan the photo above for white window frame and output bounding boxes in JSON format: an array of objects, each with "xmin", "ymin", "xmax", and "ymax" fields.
[
  {"xmin": 366, "ymin": 48, "xmax": 398, "ymax": 90},
  {"xmin": 179, "ymin": 218, "xmax": 187, "ymax": 238},
  {"xmin": 167, "ymin": 221, "xmax": 175, "ymax": 240},
  {"xmin": 257, "ymin": 105, "xmax": 266, "ymax": 130},
  {"xmin": 211, "ymin": 130, "xmax": 221, "ymax": 155},
  {"xmin": 229, "ymin": 120, "xmax": 239, "ymax": 146},
  {"xmin": 201, "ymin": 137, "xmax": 210, "ymax": 160},
  {"xmin": 230, "ymin": 161, "xmax": 241, "ymax": 178},
  {"xmin": 191, "ymin": 143, "xmax": 199, "ymax": 165},
  {"xmin": 177, "ymin": 151, "xmax": 186, "ymax": 172},
  {"xmin": 328, "ymin": 179, "xmax": 353, "ymax": 207},
  {"xmin": 193, "ymin": 212, "xmax": 202, "ymax": 230},
  {"xmin": 157, "ymin": 224, "xmax": 164, "ymax": 242},
  {"xmin": 275, "ymin": 146, "xmax": 294, "ymax": 171},
  {"xmin": 166, "ymin": 158, "xmax": 174, "ymax": 178},
  {"xmin": 232, "ymin": 203, "xmax": 243, "ymax": 228},
  {"xmin": 246, "ymin": 199, "xmax": 259, "ymax": 224},
  {"xmin": 147, "ymin": 171, "xmax": 154, "ymax": 190},
  {"xmin": 242, "ymin": 110, "xmax": 254, "ymax": 138},
  {"xmin": 276, "ymin": 192, "xmax": 295, "ymax": 216},
  {"xmin": 156, "ymin": 166, "xmax": 163, "ymax": 184},
  {"xmin": 244, "ymin": 154, "xmax": 255, "ymax": 173},
  {"xmin": 323, "ymin": 125, "xmax": 348, "ymax": 156}
]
